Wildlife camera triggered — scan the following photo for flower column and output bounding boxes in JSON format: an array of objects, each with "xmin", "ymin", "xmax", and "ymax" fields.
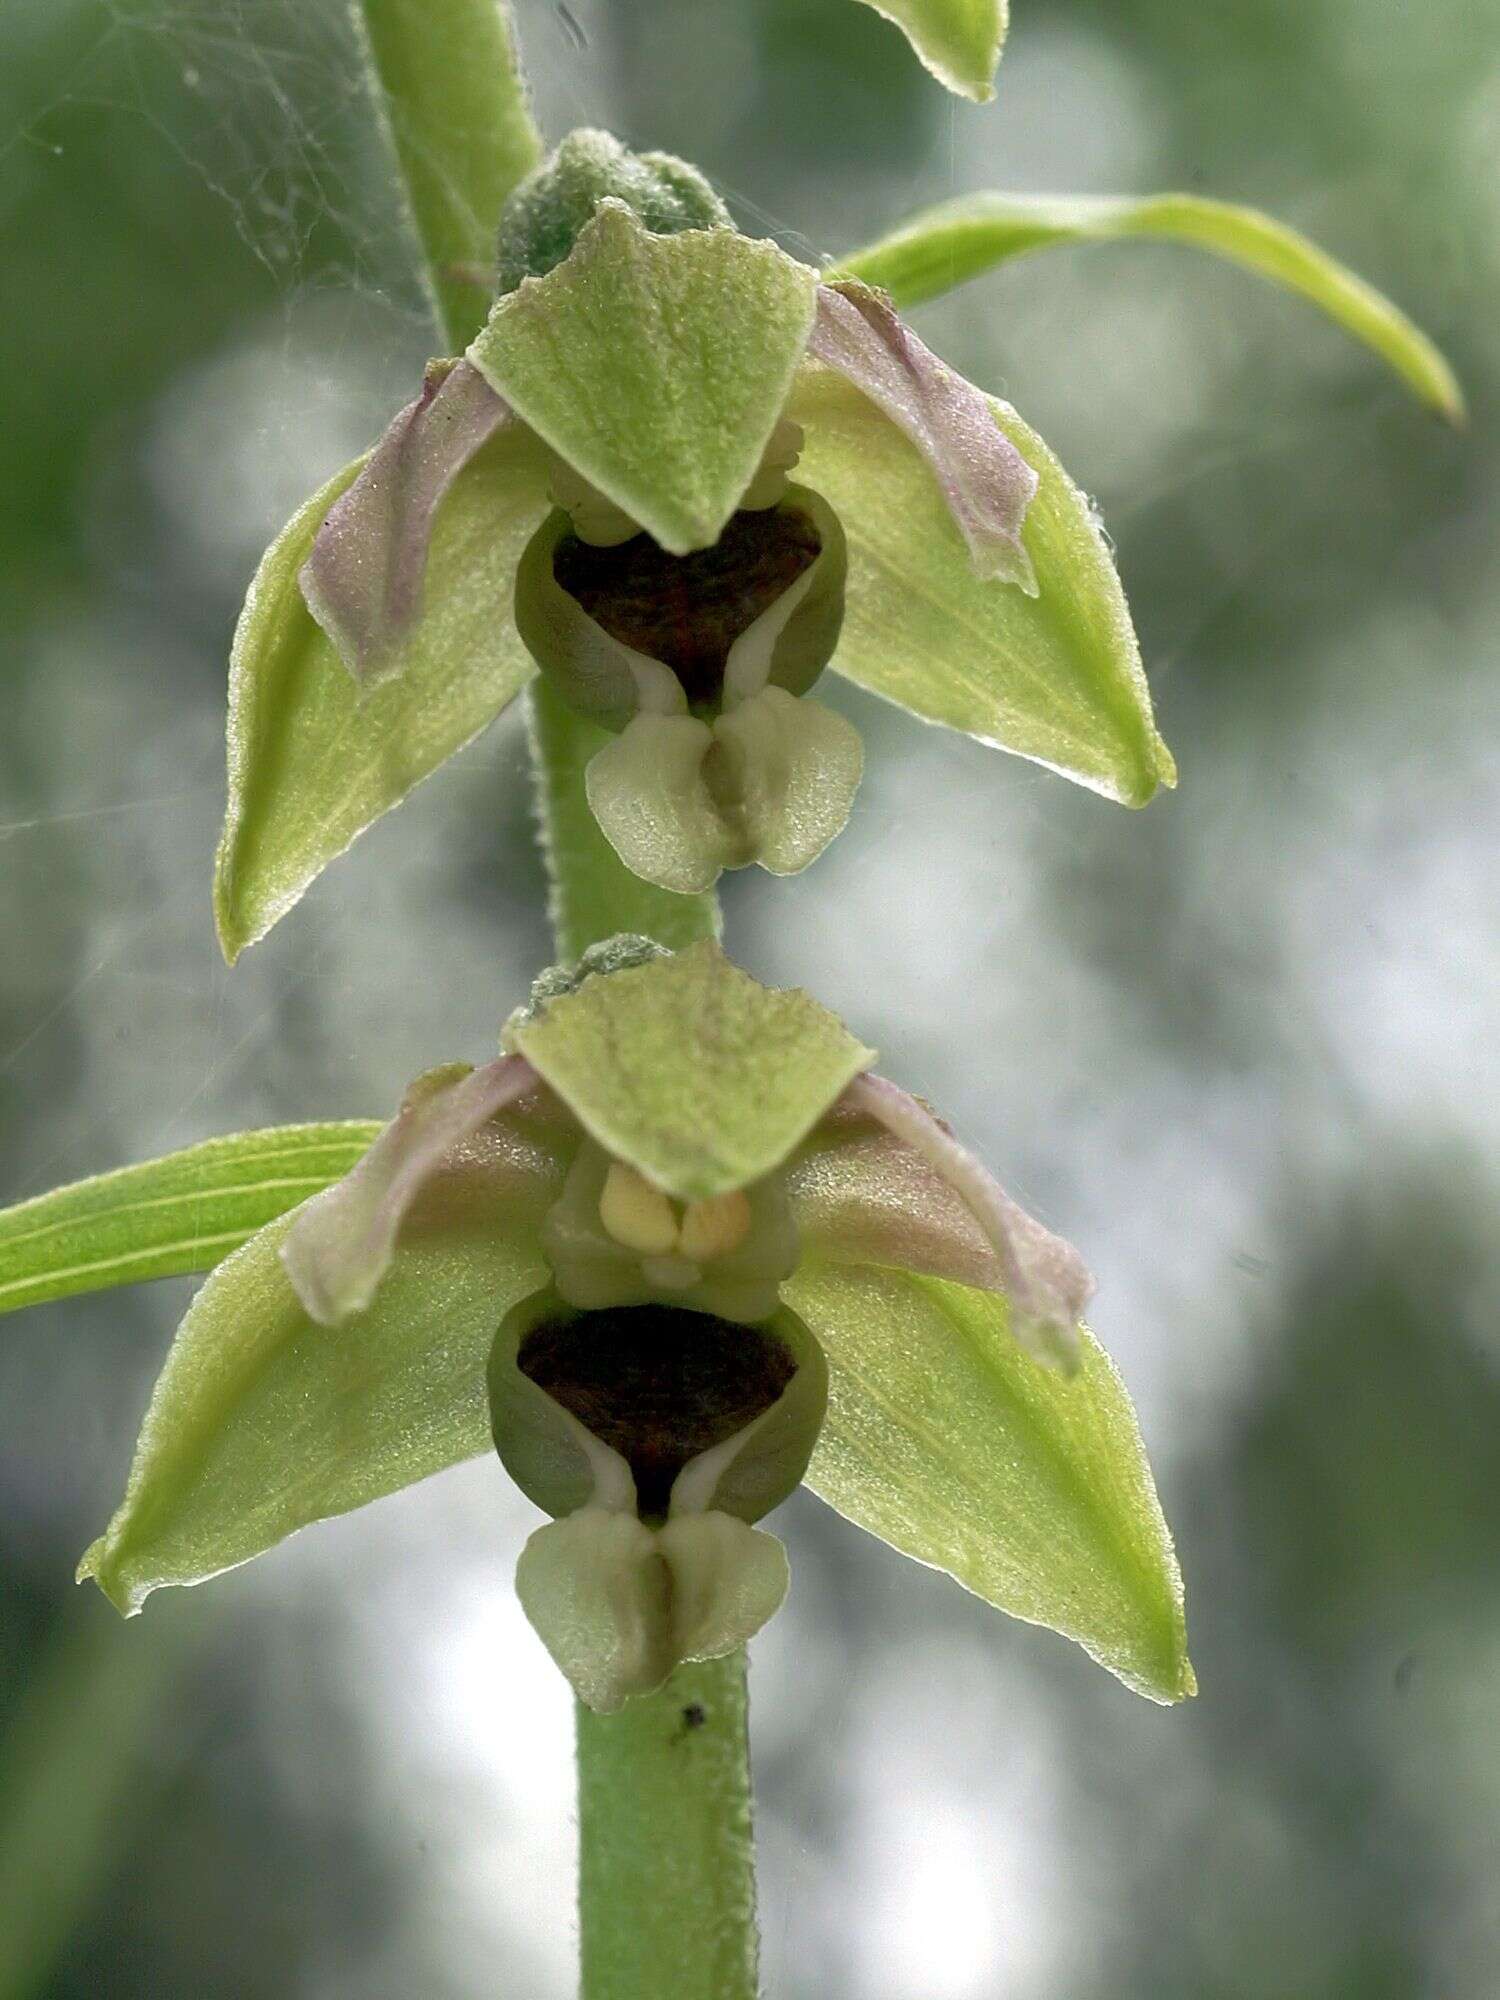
[{"xmin": 353, "ymin": 3, "xmax": 757, "ymax": 1993}]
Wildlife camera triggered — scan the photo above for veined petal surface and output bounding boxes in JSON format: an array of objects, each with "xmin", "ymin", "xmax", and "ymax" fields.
[
  {"xmin": 299, "ymin": 359, "xmax": 516, "ymax": 679},
  {"xmin": 809, "ymin": 282, "xmax": 1036, "ymax": 587},
  {"xmin": 281, "ymin": 1057, "xmax": 549, "ymax": 1325},
  {"xmin": 80, "ymin": 1138, "xmax": 558, "ymax": 1615},
  {"xmin": 787, "ymin": 1260, "xmax": 1193, "ymax": 1702},
  {"xmin": 215, "ymin": 427, "xmax": 550, "ymax": 961},
  {"xmin": 505, "ymin": 940, "xmax": 873, "ymax": 1200},
  {"xmin": 788, "ymin": 366, "xmax": 1174, "ymax": 804},
  {"xmin": 468, "ymin": 203, "xmax": 820, "ymax": 554}
]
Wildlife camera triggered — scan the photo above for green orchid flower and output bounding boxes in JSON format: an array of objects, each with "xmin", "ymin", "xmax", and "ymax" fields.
[
  {"xmin": 44, "ymin": 939, "xmax": 1189, "ymax": 1712},
  {"xmin": 216, "ymin": 130, "xmax": 1172, "ymax": 958}
]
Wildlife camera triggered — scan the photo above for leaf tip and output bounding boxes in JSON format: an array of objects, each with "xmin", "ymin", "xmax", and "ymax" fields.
[
  {"xmin": 1428, "ymin": 361, "xmax": 1467, "ymax": 428},
  {"xmin": 76, "ymin": 1537, "xmax": 143, "ymax": 1618}
]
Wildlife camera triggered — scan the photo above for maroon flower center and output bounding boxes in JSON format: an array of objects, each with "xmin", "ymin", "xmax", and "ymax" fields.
[
  {"xmin": 519, "ymin": 1304, "xmax": 796, "ymax": 1519},
  {"xmin": 553, "ymin": 504, "xmax": 821, "ymax": 706}
]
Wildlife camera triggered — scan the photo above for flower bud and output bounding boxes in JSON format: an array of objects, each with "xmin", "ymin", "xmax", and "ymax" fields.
[{"xmin": 495, "ymin": 129, "xmax": 733, "ymax": 295}]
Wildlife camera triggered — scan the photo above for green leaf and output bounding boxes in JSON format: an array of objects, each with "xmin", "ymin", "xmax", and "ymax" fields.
[
  {"xmin": 852, "ymin": 0, "xmax": 1006, "ymax": 102},
  {"xmin": 833, "ymin": 191, "xmax": 1464, "ymax": 421},
  {"xmin": 80, "ymin": 1191, "xmax": 553, "ymax": 1614},
  {"xmin": 0, "ymin": 1126, "xmax": 380, "ymax": 1318},
  {"xmin": 506, "ymin": 940, "xmax": 874, "ymax": 1201},
  {"xmin": 468, "ymin": 203, "xmax": 820, "ymax": 554},
  {"xmin": 787, "ymin": 1260, "xmax": 1193, "ymax": 1702},
  {"xmin": 790, "ymin": 367, "xmax": 1174, "ymax": 804},
  {"xmin": 214, "ymin": 426, "xmax": 550, "ymax": 962}
]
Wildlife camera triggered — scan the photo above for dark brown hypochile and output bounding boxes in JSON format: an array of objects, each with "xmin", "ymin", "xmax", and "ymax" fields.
[
  {"xmin": 553, "ymin": 503, "xmax": 820, "ymax": 706},
  {"xmin": 518, "ymin": 1305, "xmax": 796, "ymax": 1519}
]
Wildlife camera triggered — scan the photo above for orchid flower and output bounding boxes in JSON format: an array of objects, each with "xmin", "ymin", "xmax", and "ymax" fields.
[
  {"xmin": 215, "ymin": 131, "xmax": 1172, "ymax": 958},
  {"xmin": 25, "ymin": 940, "xmax": 1189, "ymax": 1712}
]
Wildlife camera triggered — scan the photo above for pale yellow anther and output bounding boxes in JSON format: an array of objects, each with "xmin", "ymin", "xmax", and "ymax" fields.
[
  {"xmin": 678, "ymin": 1190, "xmax": 753, "ymax": 1263},
  {"xmin": 599, "ymin": 1162, "xmax": 680, "ymax": 1257}
]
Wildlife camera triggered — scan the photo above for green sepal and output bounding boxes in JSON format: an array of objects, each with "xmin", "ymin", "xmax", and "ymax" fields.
[
  {"xmin": 214, "ymin": 426, "xmax": 550, "ymax": 961},
  {"xmin": 504, "ymin": 939, "xmax": 874, "ymax": 1201},
  {"xmin": 0, "ymin": 1125, "xmax": 380, "ymax": 1317},
  {"xmin": 852, "ymin": 0, "xmax": 1006, "ymax": 103},
  {"xmin": 788, "ymin": 368, "xmax": 1173, "ymax": 804},
  {"xmin": 787, "ymin": 1260, "xmax": 1194, "ymax": 1703},
  {"xmin": 833, "ymin": 191, "xmax": 1463, "ymax": 421},
  {"xmin": 468, "ymin": 203, "xmax": 820, "ymax": 554},
  {"xmin": 79, "ymin": 1186, "xmax": 554, "ymax": 1614}
]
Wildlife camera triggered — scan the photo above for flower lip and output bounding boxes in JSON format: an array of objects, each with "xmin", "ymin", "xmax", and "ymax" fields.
[
  {"xmin": 552, "ymin": 501, "xmax": 823, "ymax": 709},
  {"xmin": 518, "ymin": 1301, "xmax": 797, "ymax": 1520}
]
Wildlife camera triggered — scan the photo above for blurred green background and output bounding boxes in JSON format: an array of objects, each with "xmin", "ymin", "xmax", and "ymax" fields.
[{"xmin": 2, "ymin": 0, "xmax": 1497, "ymax": 1993}]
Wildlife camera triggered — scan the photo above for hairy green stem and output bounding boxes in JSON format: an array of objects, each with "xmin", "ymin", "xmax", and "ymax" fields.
[
  {"xmin": 527, "ymin": 679, "xmax": 722, "ymax": 958},
  {"xmin": 576, "ymin": 1653, "xmax": 760, "ymax": 2000},
  {"xmin": 355, "ymin": 0, "xmax": 542, "ymax": 351},
  {"xmin": 352, "ymin": 12, "xmax": 753, "ymax": 1995}
]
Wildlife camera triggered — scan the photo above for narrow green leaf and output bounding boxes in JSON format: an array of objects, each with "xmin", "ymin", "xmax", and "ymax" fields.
[
  {"xmin": 80, "ymin": 1195, "xmax": 553, "ymax": 1614},
  {"xmin": 468, "ymin": 203, "xmax": 820, "ymax": 554},
  {"xmin": 833, "ymin": 191, "xmax": 1464, "ymax": 420},
  {"xmin": 790, "ymin": 368, "xmax": 1174, "ymax": 804},
  {"xmin": 787, "ymin": 1260, "xmax": 1193, "ymax": 1702},
  {"xmin": 215, "ymin": 427, "xmax": 550, "ymax": 962},
  {"xmin": 505, "ymin": 940, "xmax": 874, "ymax": 1201},
  {"xmin": 852, "ymin": 0, "xmax": 1006, "ymax": 103},
  {"xmin": 0, "ymin": 1126, "xmax": 380, "ymax": 1318}
]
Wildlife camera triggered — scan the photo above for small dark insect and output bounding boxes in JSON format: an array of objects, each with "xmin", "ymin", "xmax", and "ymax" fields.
[
  {"xmin": 681, "ymin": 1703, "xmax": 706, "ymax": 1731},
  {"xmin": 556, "ymin": 3, "xmax": 589, "ymax": 51}
]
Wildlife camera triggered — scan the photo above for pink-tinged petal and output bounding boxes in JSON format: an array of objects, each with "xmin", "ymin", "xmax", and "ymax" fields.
[
  {"xmin": 299, "ymin": 359, "xmax": 515, "ymax": 683},
  {"xmin": 787, "ymin": 1101, "xmax": 1008, "ymax": 1293},
  {"xmin": 281, "ymin": 1055, "xmax": 549, "ymax": 1324},
  {"xmin": 807, "ymin": 280, "xmax": 1038, "ymax": 590},
  {"xmin": 823, "ymin": 1072, "xmax": 1094, "ymax": 1367}
]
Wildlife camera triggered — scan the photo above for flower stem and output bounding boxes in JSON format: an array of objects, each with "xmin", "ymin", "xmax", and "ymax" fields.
[
  {"xmin": 576, "ymin": 1652, "xmax": 760, "ymax": 2000},
  {"xmin": 527, "ymin": 679, "xmax": 722, "ymax": 957},
  {"xmin": 354, "ymin": 0, "xmax": 542, "ymax": 352},
  {"xmin": 352, "ymin": 10, "xmax": 752, "ymax": 1994}
]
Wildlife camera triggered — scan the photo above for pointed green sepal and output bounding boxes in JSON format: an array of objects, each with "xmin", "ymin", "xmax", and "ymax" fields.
[
  {"xmin": 789, "ymin": 368, "xmax": 1173, "ymax": 803},
  {"xmin": 79, "ymin": 1177, "xmax": 556, "ymax": 1613},
  {"xmin": 0, "ymin": 1125, "xmax": 380, "ymax": 1318},
  {"xmin": 787, "ymin": 1260, "xmax": 1193, "ymax": 1702},
  {"xmin": 214, "ymin": 425, "xmax": 550, "ymax": 960},
  {"xmin": 468, "ymin": 203, "xmax": 820, "ymax": 554},
  {"xmin": 833, "ymin": 191, "xmax": 1463, "ymax": 421},
  {"xmin": 504, "ymin": 939, "xmax": 874, "ymax": 1200},
  {"xmin": 853, "ymin": 0, "xmax": 1006, "ymax": 102}
]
